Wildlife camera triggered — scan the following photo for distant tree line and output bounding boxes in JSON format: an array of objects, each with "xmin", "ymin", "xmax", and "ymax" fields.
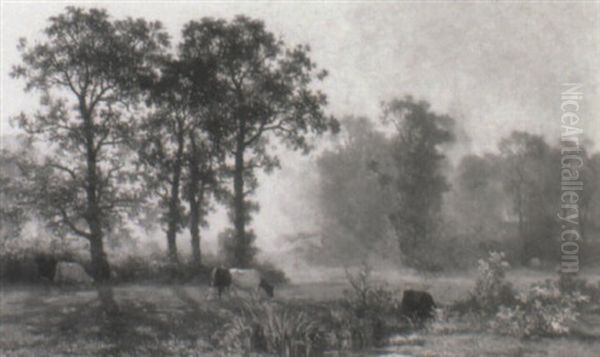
[
  {"xmin": 3, "ymin": 7, "xmax": 338, "ymax": 281},
  {"xmin": 314, "ymin": 104, "xmax": 600, "ymax": 270}
]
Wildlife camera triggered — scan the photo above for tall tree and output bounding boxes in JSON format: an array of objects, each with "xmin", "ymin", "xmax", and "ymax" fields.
[
  {"xmin": 316, "ymin": 117, "xmax": 396, "ymax": 264},
  {"xmin": 139, "ymin": 54, "xmax": 226, "ymax": 266},
  {"xmin": 498, "ymin": 131, "xmax": 558, "ymax": 263},
  {"xmin": 184, "ymin": 128, "xmax": 226, "ymax": 267},
  {"xmin": 11, "ymin": 7, "xmax": 169, "ymax": 280},
  {"xmin": 180, "ymin": 16, "xmax": 338, "ymax": 267},
  {"xmin": 382, "ymin": 96, "xmax": 455, "ymax": 267}
]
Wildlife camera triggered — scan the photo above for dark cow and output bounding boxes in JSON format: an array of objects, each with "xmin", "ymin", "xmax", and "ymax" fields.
[
  {"xmin": 259, "ymin": 278, "xmax": 274, "ymax": 298},
  {"xmin": 210, "ymin": 266, "xmax": 232, "ymax": 298},
  {"xmin": 401, "ymin": 289, "xmax": 436, "ymax": 321},
  {"xmin": 34, "ymin": 254, "xmax": 58, "ymax": 281}
]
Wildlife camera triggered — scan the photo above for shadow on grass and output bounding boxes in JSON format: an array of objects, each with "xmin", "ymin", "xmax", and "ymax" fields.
[{"xmin": 13, "ymin": 284, "xmax": 201, "ymax": 354}]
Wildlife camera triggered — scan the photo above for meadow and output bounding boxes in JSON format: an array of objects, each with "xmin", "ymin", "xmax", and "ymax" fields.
[{"xmin": 1, "ymin": 267, "xmax": 599, "ymax": 356}]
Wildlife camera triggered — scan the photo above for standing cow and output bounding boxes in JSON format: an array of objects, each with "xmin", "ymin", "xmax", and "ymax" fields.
[
  {"xmin": 210, "ymin": 267, "xmax": 274, "ymax": 298},
  {"xmin": 54, "ymin": 261, "xmax": 94, "ymax": 285},
  {"xmin": 401, "ymin": 289, "xmax": 436, "ymax": 321},
  {"xmin": 210, "ymin": 266, "xmax": 232, "ymax": 298}
]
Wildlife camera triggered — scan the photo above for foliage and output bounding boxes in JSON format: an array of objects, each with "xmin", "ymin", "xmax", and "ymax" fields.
[
  {"xmin": 137, "ymin": 53, "xmax": 228, "ymax": 264},
  {"xmin": 316, "ymin": 117, "xmax": 397, "ymax": 264},
  {"xmin": 337, "ymin": 262, "xmax": 403, "ymax": 348},
  {"xmin": 498, "ymin": 131, "xmax": 560, "ymax": 264},
  {"xmin": 180, "ymin": 16, "xmax": 338, "ymax": 267},
  {"xmin": 217, "ymin": 228, "xmax": 258, "ymax": 267},
  {"xmin": 252, "ymin": 260, "xmax": 289, "ymax": 285},
  {"xmin": 0, "ymin": 147, "xmax": 30, "ymax": 242},
  {"xmin": 109, "ymin": 253, "xmax": 204, "ymax": 283},
  {"xmin": 0, "ymin": 234, "xmax": 89, "ymax": 283},
  {"xmin": 492, "ymin": 278, "xmax": 589, "ymax": 337},
  {"xmin": 470, "ymin": 252, "xmax": 516, "ymax": 313},
  {"xmin": 343, "ymin": 262, "xmax": 398, "ymax": 317},
  {"xmin": 381, "ymin": 96, "xmax": 455, "ymax": 266},
  {"xmin": 11, "ymin": 6, "xmax": 170, "ymax": 280},
  {"xmin": 214, "ymin": 299, "xmax": 321, "ymax": 357}
]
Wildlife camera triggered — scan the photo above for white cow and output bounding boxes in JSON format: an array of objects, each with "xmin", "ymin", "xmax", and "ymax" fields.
[
  {"xmin": 54, "ymin": 262, "xmax": 94, "ymax": 285},
  {"xmin": 227, "ymin": 268, "xmax": 274, "ymax": 298}
]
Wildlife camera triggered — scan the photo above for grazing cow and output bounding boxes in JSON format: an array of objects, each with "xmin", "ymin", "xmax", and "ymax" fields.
[
  {"xmin": 54, "ymin": 261, "xmax": 94, "ymax": 285},
  {"xmin": 401, "ymin": 289, "xmax": 435, "ymax": 321},
  {"xmin": 210, "ymin": 266, "xmax": 232, "ymax": 298},
  {"xmin": 230, "ymin": 268, "xmax": 274, "ymax": 298},
  {"xmin": 210, "ymin": 267, "xmax": 274, "ymax": 298}
]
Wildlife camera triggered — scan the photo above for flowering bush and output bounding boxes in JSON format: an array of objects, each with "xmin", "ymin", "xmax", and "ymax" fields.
[
  {"xmin": 492, "ymin": 278, "xmax": 589, "ymax": 337},
  {"xmin": 470, "ymin": 251, "xmax": 516, "ymax": 313}
]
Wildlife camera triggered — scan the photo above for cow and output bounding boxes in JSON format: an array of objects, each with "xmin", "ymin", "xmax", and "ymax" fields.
[
  {"xmin": 210, "ymin": 266, "xmax": 232, "ymax": 298},
  {"xmin": 400, "ymin": 289, "xmax": 435, "ymax": 321},
  {"xmin": 34, "ymin": 254, "xmax": 58, "ymax": 281},
  {"xmin": 54, "ymin": 261, "xmax": 94, "ymax": 285},
  {"xmin": 210, "ymin": 267, "xmax": 274, "ymax": 299}
]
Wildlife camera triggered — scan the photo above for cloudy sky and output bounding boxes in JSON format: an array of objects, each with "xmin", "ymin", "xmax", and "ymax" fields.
[{"xmin": 1, "ymin": 1, "xmax": 598, "ymax": 256}]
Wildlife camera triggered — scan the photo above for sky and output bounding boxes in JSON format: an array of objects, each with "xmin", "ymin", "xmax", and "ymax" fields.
[{"xmin": 1, "ymin": 1, "xmax": 598, "ymax": 258}]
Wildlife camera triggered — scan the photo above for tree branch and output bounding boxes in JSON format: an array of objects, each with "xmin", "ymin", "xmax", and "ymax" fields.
[{"xmin": 58, "ymin": 206, "xmax": 91, "ymax": 239}]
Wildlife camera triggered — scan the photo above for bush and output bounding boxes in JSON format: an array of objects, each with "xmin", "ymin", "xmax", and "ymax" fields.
[
  {"xmin": 468, "ymin": 251, "xmax": 516, "ymax": 313},
  {"xmin": 252, "ymin": 260, "xmax": 289, "ymax": 285},
  {"xmin": 492, "ymin": 277, "xmax": 589, "ymax": 337},
  {"xmin": 0, "ymin": 236, "xmax": 88, "ymax": 283},
  {"xmin": 343, "ymin": 262, "xmax": 399, "ymax": 318},
  {"xmin": 337, "ymin": 262, "xmax": 403, "ymax": 348},
  {"xmin": 110, "ymin": 253, "xmax": 205, "ymax": 284}
]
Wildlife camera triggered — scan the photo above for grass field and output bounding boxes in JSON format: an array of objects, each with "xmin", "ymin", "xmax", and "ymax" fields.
[{"xmin": 1, "ymin": 270, "xmax": 599, "ymax": 356}]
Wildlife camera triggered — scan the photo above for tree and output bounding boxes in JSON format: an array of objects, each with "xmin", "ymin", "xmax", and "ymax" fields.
[
  {"xmin": 451, "ymin": 154, "xmax": 508, "ymax": 241},
  {"xmin": 0, "ymin": 145, "xmax": 30, "ymax": 245},
  {"xmin": 316, "ymin": 116, "xmax": 396, "ymax": 264},
  {"xmin": 11, "ymin": 7, "xmax": 169, "ymax": 280},
  {"xmin": 382, "ymin": 96, "xmax": 455, "ymax": 267},
  {"xmin": 184, "ymin": 128, "xmax": 226, "ymax": 267},
  {"xmin": 138, "ymin": 49, "xmax": 227, "ymax": 266},
  {"xmin": 498, "ymin": 131, "xmax": 558, "ymax": 263},
  {"xmin": 179, "ymin": 17, "xmax": 338, "ymax": 267}
]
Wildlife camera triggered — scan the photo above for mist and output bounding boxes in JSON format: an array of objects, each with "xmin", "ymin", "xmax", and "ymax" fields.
[{"xmin": 2, "ymin": 2, "xmax": 599, "ymax": 279}]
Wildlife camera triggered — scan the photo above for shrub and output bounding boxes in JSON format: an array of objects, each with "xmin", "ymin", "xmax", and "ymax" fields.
[
  {"xmin": 343, "ymin": 262, "xmax": 398, "ymax": 318},
  {"xmin": 110, "ymin": 253, "xmax": 204, "ymax": 284},
  {"xmin": 469, "ymin": 251, "xmax": 516, "ymax": 313},
  {"xmin": 338, "ymin": 262, "xmax": 403, "ymax": 347},
  {"xmin": 492, "ymin": 277, "xmax": 589, "ymax": 337},
  {"xmin": 252, "ymin": 260, "xmax": 289, "ymax": 285},
  {"xmin": 0, "ymin": 236, "xmax": 88, "ymax": 283}
]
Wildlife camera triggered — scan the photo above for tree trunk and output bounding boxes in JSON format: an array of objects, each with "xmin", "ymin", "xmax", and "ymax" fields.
[
  {"xmin": 189, "ymin": 187, "xmax": 203, "ymax": 267},
  {"xmin": 188, "ymin": 134, "xmax": 202, "ymax": 267},
  {"xmin": 82, "ymin": 102, "xmax": 110, "ymax": 282},
  {"xmin": 517, "ymin": 182, "xmax": 527, "ymax": 265},
  {"xmin": 90, "ymin": 232, "xmax": 110, "ymax": 282},
  {"xmin": 233, "ymin": 133, "xmax": 248, "ymax": 267},
  {"xmin": 166, "ymin": 129, "xmax": 184, "ymax": 264}
]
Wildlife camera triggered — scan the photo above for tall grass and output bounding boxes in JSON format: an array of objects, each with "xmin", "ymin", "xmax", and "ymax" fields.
[{"xmin": 214, "ymin": 298, "xmax": 320, "ymax": 357}]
